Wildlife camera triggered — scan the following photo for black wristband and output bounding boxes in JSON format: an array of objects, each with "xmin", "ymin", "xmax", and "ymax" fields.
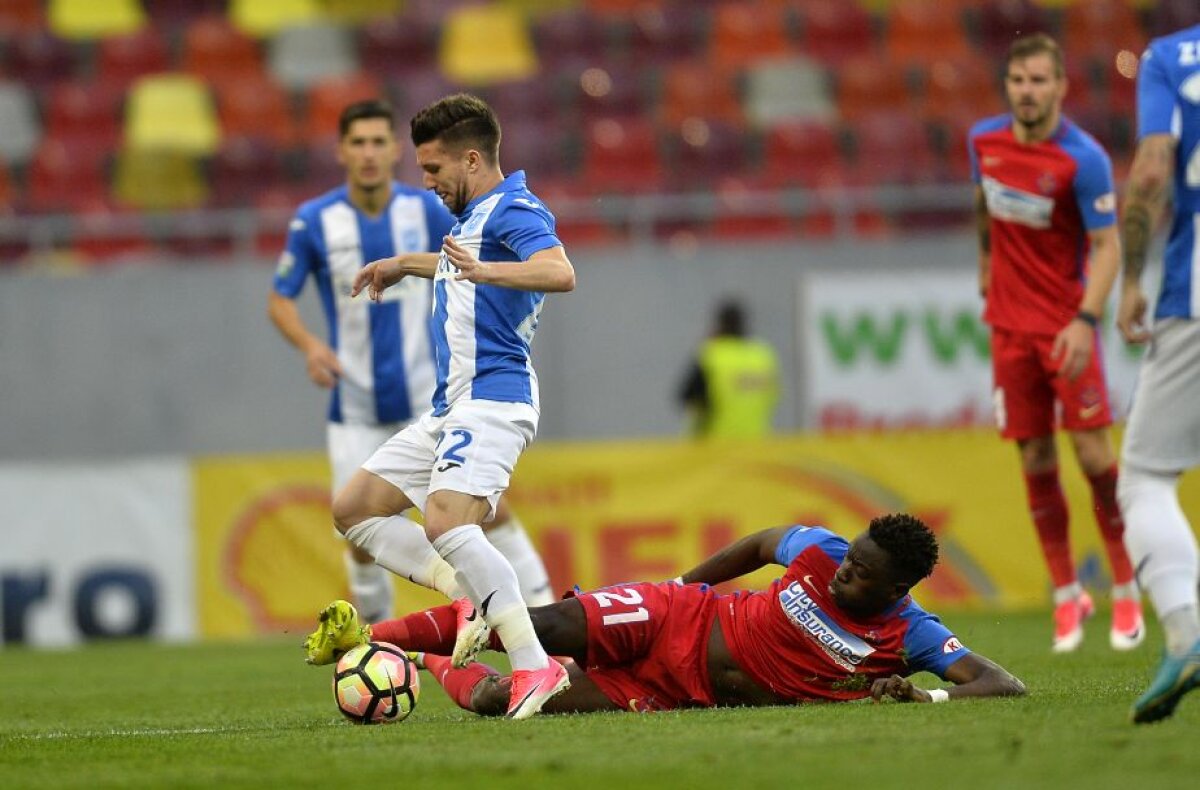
[{"xmin": 1075, "ymin": 310, "xmax": 1099, "ymax": 328}]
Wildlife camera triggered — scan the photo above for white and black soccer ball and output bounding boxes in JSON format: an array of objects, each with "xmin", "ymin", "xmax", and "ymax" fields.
[{"xmin": 332, "ymin": 641, "xmax": 420, "ymax": 724}]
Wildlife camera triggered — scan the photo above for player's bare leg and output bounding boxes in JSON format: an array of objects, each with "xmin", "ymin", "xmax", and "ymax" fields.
[{"xmin": 1069, "ymin": 428, "xmax": 1144, "ymax": 651}]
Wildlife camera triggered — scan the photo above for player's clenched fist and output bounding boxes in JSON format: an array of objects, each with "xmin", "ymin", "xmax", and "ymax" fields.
[{"xmin": 870, "ymin": 674, "xmax": 933, "ymax": 703}]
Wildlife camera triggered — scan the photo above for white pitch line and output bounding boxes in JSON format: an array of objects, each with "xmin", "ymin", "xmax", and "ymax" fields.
[{"xmin": 3, "ymin": 723, "xmax": 339, "ymax": 741}]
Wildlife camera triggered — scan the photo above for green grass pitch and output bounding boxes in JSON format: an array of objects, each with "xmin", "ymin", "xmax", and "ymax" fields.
[{"xmin": 1, "ymin": 610, "xmax": 1196, "ymax": 789}]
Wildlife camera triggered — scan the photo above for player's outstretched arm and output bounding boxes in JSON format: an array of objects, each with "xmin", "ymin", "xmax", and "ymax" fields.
[
  {"xmin": 443, "ymin": 237, "xmax": 575, "ymax": 292},
  {"xmin": 676, "ymin": 526, "xmax": 792, "ymax": 586},
  {"xmin": 870, "ymin": 653, "xmax": 1025, "ymax": 703},
  {"xmin": 352, "ymin": 253, "xmax": 440, "ymax": 302}
]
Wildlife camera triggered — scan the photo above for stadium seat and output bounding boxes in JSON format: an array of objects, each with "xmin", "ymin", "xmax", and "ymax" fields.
[
  {"xmin": 0, "ymin": 0, "xmax": 44, "ymax": 35},
  {"xmin": 48, "ymin": 0, "xmax": 146, "ymax": 40},
  {"xmin": 3, "ymin": 31, "xmax": 79, "ymax": 89},
  {"xmin": 931, "ymin": 107, "xmax": 984, "ymax": 183},
  {"xmin": 322, "ymin": 0, "xmax": 405, "ymax": 24},
  {"xmin": 627, "ymin": 4, "xmax": 707, "ymax": 67},
  {"xmin": 847, "ymin": 112, "xmax": 938, "ymax": 186},
  {"xmin": 359, "ymin": 15, "xmax": 440, "ymax": 79},
  {"xmin": 26, "ymin": 139, "xmax": 109, "ymax": 214},
  {"xmin": 303, "ymin": 73, "xmax": 386, "ymax": 142},
  {"xmin": 144, "ymin": 0, "xmax": 227, "ymax": 32},
  {"xmin": 496, "ymin": 116, "xmax": 575, "ymax": 181},
  {"xmin": 758, "ymin": 120, "xmax": 846, "ymax": 188},
  {"xmin": 582, "ymin": 116, "xmax": 664, "ymax": 194},
  {"xmin": 709, "ymin": 1, "xmax": 795, "ymax": 70},
  {"xmin": 269, "ymin": 23, "xmax": 358, "ymax": 90},
  {"xmin": 113, "ymin": 148, "xmax": 209, "ymax": 210},
  {"xmin": 391, "ymin": 70, "xmax": 457, "ymax": 117},
  {"xmin": 665, "ymin": 118, "xmax": 749, "ymax": 192},
  {"xmin": 44, "ymin": 80, "xmax": 124, "ymax": 157},
  {"xmin": 976, "ymin": 0, "xmax": 1052, "ymax": 58},
  {"xmin": 183, "ymin": 16, "xmax": 264, "ymax": 85},
  {"xmin": 834, "ymin": 56, "xmax": 913, "ymax": 121},
  {"xmin": 1064, "ymin": 0, "xmax": 1146, "ymax": 64},
  {"xmin": 572, "ymin": 64, "xmax": 650, "ymax": 123},
  {"xmin": 440, "ymin": 4, "xmax": 538, "ymax": 85},
  {"xmin": 229, "ymin": 0, "xmax": 321, "ymax": 38},
  {"xmin": 124, "ymin": 74, "xmax": 221, "ymax": 156},
  {"xmin": 96, "ymin": 27, "xmax": 172, "ymax": 86},
  {"xmin": 794, "ymin": 1, "xmax": 875, "ymax": 65},
  {"xmin": 744, "ymin": 57, "xmax": 834, "ymax": 127},
  {"xmin": 885, "ymin": 0, "xmax": 972, "ymax": 66},
  {"xmin": 1150, "ymin": 0, "xmax": 1200, "ymax": 37},
  {"xmin": 920, "ymin": 55, "xmax": 1003, "ymax": 122},
  {"xmin": 660, "ymin": 61, "xmax": 745, "ymax": 128},
  {"xmin": 209, "ymin": 137, "xmax": 288, "ymax": 208},
  {"xmin": 489, "ymin": 77, "xmax": 569, "ymax": 125},
  {"xmin": 0, "ymin": 82, "xmax": 41, "ymax": 165},
  {"xmin": 531, "ymin": 8, "xmax": 614, "ymax": 70},
  {"xmin": 214, "ymin": 75, "xmax": 299, "ymax": 147}
]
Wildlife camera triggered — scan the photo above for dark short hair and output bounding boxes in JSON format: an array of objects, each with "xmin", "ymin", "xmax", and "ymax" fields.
[
  {"xmin": 868, "ymin": 513, "xmax": 939, "ymax": 584},
  {"xmin": 1007, "ymin": 32, "xmax": 1065, "ymax": 78},
  {"xmin": 410, "ymin": 93, "xmax": 501, "ymax": 164},
  {"xmin": 715, "ymin": 299, "xmax": 747, "ymax": 337},
  {"xmin": 338, "ymin": 99, "xmax": 395, "ymax": 138}
]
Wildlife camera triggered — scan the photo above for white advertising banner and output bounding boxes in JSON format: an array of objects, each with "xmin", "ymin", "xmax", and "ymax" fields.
[
  {"xmin": 800, "ymin": 269, "xmax": 1144, "ymax": 431},
  {"xmin": 0, "ymin": 460, "xmax": 194, "ymax": 647}
]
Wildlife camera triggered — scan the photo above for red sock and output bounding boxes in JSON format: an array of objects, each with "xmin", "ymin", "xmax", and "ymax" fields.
[
  {"xmin": 1024, "ymin": 468, "xmax": 1076, "ymax": 588},
  {"xmin": 1087, "ymin": 464, "xmax": 1135, "ymax": 585},
  {"xmin": 369, "ymin": 605, "xmax": 457, "ymax": 654},
  {"xmin": 423, "ymin": 654, "xmax": 501, "ymax": 711}
]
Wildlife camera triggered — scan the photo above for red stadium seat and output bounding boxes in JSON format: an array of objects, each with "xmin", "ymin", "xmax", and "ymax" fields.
[
  {"xmin": 847, "ymin": 112, "xmax": 938, "ymax": 187},
  {"xmin": 209, "ymin": 137, "xmax": 288, "ymax": 209},
  {"xmin": 532, "ymin": 8, "xmax": 614, "ymax": 70},
  {"xmin": 358, "ymin": 15, "xmax": 439, "ymax": 79},
  {"xmin": 1064, "ymin": 0, "xmax": 1146, "ymax": 65},
  {"xmin": 835, "ymin": 56, "xmax": 912, "ymax": 121},
  {"xmin": 214, "ymin": 75, "xmax": 299, "ymax": 147},
  {"xmin": 759, "ymin": 121, "xmax": 847, "ymax": 189},
  {"xmin": 976, "ymin": 0, "xmax": 1053, "ymax": 58},
  {"xmin": 665, "ymin": 118, "xmax": 749, "ymax": 192},
  {"xmin": 571, "ymin": 64, "xmax": 650, "ymax": 123},
  {"xmin": 709, "ymin": 2, "xmax": 795, "ymax": 71},
  {"xmin": 885, "ymin": 0, "xmax": 972, "ymax": 66},
  {"xmin": 43, "ymin": 79, "xmax": 124, "ymax": 157},
  {"xmin": 795, "ymin": 1, "xmax": 875, "ymax": 66},
  {"xmin": 182, "ymin": 16, "xmax": 263, "ymax": 85},
  {"xmin": 920, "ymin": 55, "xmax": 1003, "ymax": 122},
  {"xmin": 627, "ymin": 4, "xmax": 706, "ymax": 68},
  {"xmin": 582, "ymin": 116, "xmax": 664, "ymax": 194},
  {"xmin": 3, "ymin": 30, "xmax": 79, "ymax": 89},
  {"xmin": 26, "ymin": 139, "xmax": 109, "ymax": 214},
  {"xmin": 0, "ymin": 0, "xmax": 44, "ymax": 35},
  {"xmin": 96, "ymin": 27, "xmax": 171, "ymax": 86},
  {"xmin": 1150, "ymin": 0, "xmax": 1200, "ymax": 37},
  {"xmin": 660, "ymin": 61, "xmax": 745, "ymax": 128},
  {"xmin": 488, "ymin": 78, "xmax": 567, "ymax": 125},
  {"xmin": 496, "ymin": 116, "xmax": 576, "ymax": 182}
]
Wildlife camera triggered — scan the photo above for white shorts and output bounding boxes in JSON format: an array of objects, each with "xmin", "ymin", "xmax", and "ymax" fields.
[
  {"xmin": 362, "ymin": 400, "xmax": 538, "ymax": 521},
  {"xmin": 1121, "ymin": 318, "xmax": 1200, "ymax": 473},
  {"xmin": 326, "ymin": 421, "xmax": 405, "ymax": 494}
]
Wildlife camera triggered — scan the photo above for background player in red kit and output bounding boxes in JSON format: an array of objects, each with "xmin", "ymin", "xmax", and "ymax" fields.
[
  {"xmin": 309, "ymin": 514, "xmax": 1025, "ymax": 713},
  {"xmin": 968, "ymin": 33, "xmax": 1142, "ymax": 654}
]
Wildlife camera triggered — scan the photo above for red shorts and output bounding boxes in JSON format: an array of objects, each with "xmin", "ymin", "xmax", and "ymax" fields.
[
  {"xmin": 990, "ymin": 326, "xmax": 1112, "ymax": 440},
  {"xmin": 576, "ymin": 581, "xmax": 719, "ymax": 712}
]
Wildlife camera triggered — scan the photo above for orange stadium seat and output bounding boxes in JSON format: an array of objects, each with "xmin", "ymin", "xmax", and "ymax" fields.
[
  {"xmin": 0, "ymin": 0, "xmax": 44, "ymax": 35},
  {"xmin": 96, "ymin": 27, "xmax": 172, "ymax": 86},
  {"xmin": 709, "ymin": 2, "xmax": 795, "ymax": 71},
  {"xmin": 214, "ymin": 75, "xmax": 299, "ymax": 147},
  {"xmin": 582, "ymin": 116, "xmax": 664, "ymax": 194},
  {"xmin": 885, "ymin": 0, "xmax": 972, "ymax": 66},
  {"xmin": 44, "ymin": 80, "xmax": 124, "ymax": 156},
  {"xmin": 660, "ymin": 61, "xmax": 745, "ymax": 128},
  {"xmin": 1064, "ymin": 0, "xmax": 1146, "ymax": 63},
  {"xmin": 183, "ymin": 16, "xmax": 264, "ymax": 85},
  {"xmin": 795, "ymin": 1, "xmax": 875, "ymax": 65},
  {"xmin": 920, "ymin": 55, "xmax": 1003, "ymax": 122},
  {"xmin": 303, "ymin": 73, "xmax": 386, "ymax": 143},
  {"xmin": 835, "ymin": 56, "xmax": 912, "ymax": 121}
]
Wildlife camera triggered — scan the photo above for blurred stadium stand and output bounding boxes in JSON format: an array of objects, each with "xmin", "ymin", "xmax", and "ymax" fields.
[{"xmin": 0, "ymin": 0, "xmax": 1156, "ymax": 264}]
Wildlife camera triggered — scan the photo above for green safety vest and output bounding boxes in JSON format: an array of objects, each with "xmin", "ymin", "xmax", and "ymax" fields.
[{"xmin": 698, "ymin": 337, "xmax": 779, "ymax": 438}]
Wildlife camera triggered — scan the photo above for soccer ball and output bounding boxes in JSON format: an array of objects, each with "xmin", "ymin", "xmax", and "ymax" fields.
[{"xmin": 333, "ymin": 641, "xmax": 420, "ymax": 724}]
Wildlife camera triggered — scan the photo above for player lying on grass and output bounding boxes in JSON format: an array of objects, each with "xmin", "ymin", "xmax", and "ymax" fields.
[{"xmin": 305, "ymin": 513, "xmax": 1025, "ymax": 713}]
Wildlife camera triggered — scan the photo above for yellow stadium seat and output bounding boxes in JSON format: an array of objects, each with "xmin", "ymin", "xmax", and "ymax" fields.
[
  {"xmin": 124, "ymin": 74, "xmax": 221, "ymax": 156},
  {"xmin": 48, "ymin": 0, "xmax": 145, "ymax": 40},
  {"xmin": 321, "ymin": 0, "xmax": 404, "ymax": 24},
  {"xmin": 440, "ymin": 4, "xmax": 538, "ymax": 86},
  {"xmin": 113, "ymin": 149, "xmax": 208, "ymax": 210},
  {"xmin": 229, "ymin": 0, "xmax": 321, "ymax": 38}
]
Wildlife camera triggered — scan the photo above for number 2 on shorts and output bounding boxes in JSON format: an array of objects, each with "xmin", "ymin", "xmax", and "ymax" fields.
[
  {"xmin": 593, "ymin": 587, "xmax": 650, "ymax": 626},
  {"xmin": 435, "ymin": 429, "xmax": 472, "ymax": 472}
]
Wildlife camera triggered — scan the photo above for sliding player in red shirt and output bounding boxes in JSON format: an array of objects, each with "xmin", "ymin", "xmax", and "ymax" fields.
[{"xmin": 969, "ymin": 33, "xmax": 1143, "ymax": 653}]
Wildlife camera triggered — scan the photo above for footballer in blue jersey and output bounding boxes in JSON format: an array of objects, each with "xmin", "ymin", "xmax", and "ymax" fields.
[
  {"xmin": 322, "ymin": 94, "xmax": 576, "ymax": 720},
  {"xmin": 1116, "ymin": 24, "xmax": 1200, "ymax": 724}
]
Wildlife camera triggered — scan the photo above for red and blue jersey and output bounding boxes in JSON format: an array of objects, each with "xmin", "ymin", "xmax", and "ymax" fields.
[
  {"xmin": 718, "ymin": 526, "xmax": 970, "ymax": 702},
  {"xmin": 1137, "ymin": 24, "xmax": 1200, "ymax": 321},
  {"xmin": 969, "ymin": 115, "xmax": 1118, "ymax": 336}
]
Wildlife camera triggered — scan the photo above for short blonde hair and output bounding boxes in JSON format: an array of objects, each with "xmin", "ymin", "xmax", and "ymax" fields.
[{"xmin": 1007, "ymin": 33, "xmax": 1065, "ymax": 77}]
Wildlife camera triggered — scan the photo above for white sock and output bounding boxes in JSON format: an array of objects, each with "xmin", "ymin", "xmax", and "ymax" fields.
[
  {"xmin": 1118, "ymin": 466, "xmax": 1200, "ymax": 653},
  {"xmin": 1162, "ymin": 606, "xmax": 1200, "ymax": 656},
  {"xmin": 486, "ymin": 517, "xmax": 555, "ymax": 606},
  {"xmin": 432, "ymin": 524, "xmax": 549, "ymax": 671},
  {"xmin": 1053, "ymin": 582, "xmax": 1083, "ymax": 606},
  {"xmin": 1111, "ymin": 581, "xmax": 1140, "ymax": 601},
  {"xmin": 342, "ymin": 515, "xmax": 462, "ymax": 599},
  {"xmin": 342, "ymin": 550, "xmax": 394, "ymax": 621}
]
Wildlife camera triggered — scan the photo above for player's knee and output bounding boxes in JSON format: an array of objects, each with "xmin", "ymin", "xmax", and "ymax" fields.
[
  {"xmin": 470, "ymin": 675, "xmax": 508, "ymax": 716},
  {"xmin": 331, "ymin": 490, "xmax": 360, "ymax": 536}
]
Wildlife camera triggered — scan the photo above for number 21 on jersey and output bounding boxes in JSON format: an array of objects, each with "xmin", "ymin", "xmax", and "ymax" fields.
[{"xmin": 593, "ymin": 588, "xmax": 650, "ymax": 626}]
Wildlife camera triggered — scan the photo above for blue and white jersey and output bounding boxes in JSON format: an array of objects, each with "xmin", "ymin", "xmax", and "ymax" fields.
[
  {"xmin": 1138, "ymin": 24, "xmax": 1200, "ymax": 320},
  {"xmin": 431, "ymin": 170, "xmax": 562, "ymax": 416},
  {"xmin": 273, "ymin": 183, "xmax": 455, "ymax": 424}
]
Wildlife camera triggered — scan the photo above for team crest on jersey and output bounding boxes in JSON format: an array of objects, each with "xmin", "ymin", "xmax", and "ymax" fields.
[
  {"xmin": 778, "ymin": 581, "xmax": 875, "ymax": 671},
  {"xmin": 1037, "ymin": 171, "xmax": 1059, "ymax": 195},
  {"xmin": 942, "ymin": 636, "xmax": 964, "ymax": 654}
]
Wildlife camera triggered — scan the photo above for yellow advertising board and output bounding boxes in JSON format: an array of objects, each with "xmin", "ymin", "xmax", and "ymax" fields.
[{"xmin": 193, "ymin": 431, "xmax": 1200, "ymax": 638}]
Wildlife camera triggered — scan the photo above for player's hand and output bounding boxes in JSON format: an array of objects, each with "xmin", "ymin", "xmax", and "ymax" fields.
[
  {"xmin": 352, "ymin": 257, "xmax": 404, "ymax": 302},
  {"xmin": 1117, "ymin": 283, "xmax": 1151, "ymax": 345},
  {"xmin": 870, "ymin": 675, "xmax": 932, "ymax": 703},
  {"xmin": 442, "ymin": 236, "xmax": 492, "ymax": 283},
  {"xmin": 304, "ymin": 342, "xmax": 341, "ymax": 388},
  {"xmin": 1050, "ymin": 318, "xmax": 1094, "ymax": 381}
]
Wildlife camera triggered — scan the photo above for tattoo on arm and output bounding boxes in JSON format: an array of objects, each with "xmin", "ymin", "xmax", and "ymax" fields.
[
  {"xmin": 1121, "ymin": 203, "xmax": 1152, "ymax": 284},
  {"xmin": 1122, "ymin": 136, "xmax": 1175, "ymax": 283}
]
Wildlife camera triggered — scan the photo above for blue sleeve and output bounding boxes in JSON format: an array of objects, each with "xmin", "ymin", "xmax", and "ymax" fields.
[
  {"xmin": 272, "ymin": 212, "xmax": 319, "ymax": 298},
  {"xmin": 1137, "ymin": 44, "xmax": 1177, "ymax": 138},
  {"xmin": 900, "ymin": 606, "xmax": 971, "ymax": 678},
  {"xmin": 424, "ymin": 194, "xmax": 455, "ymax": 252},
  {"xmin": 967, "ymin": 126, "xmax": 982, "ymax": 184},
  {"xmin": 493, "ymin": 199, "xmax": 562, "ymax": 261},
  {"xmin": 774, "ymin": 526, "xmax": 848, "ymax": 566},
  {"xmin": 1071, "ymin": 145, "xmax": 1117, "ymax": 230}
]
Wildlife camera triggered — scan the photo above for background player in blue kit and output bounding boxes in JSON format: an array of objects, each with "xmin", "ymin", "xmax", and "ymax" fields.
[
  {"xmin": 1116, "ymin": 23, "xmax": 1200, "ymax": 724},
  {"xmin": 308, "ymin": 94, "xmax": 576, "ymax": 720},
  {"xmin": 268, "ymin": 100, "xmax": 555, "ymax": 624}
]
